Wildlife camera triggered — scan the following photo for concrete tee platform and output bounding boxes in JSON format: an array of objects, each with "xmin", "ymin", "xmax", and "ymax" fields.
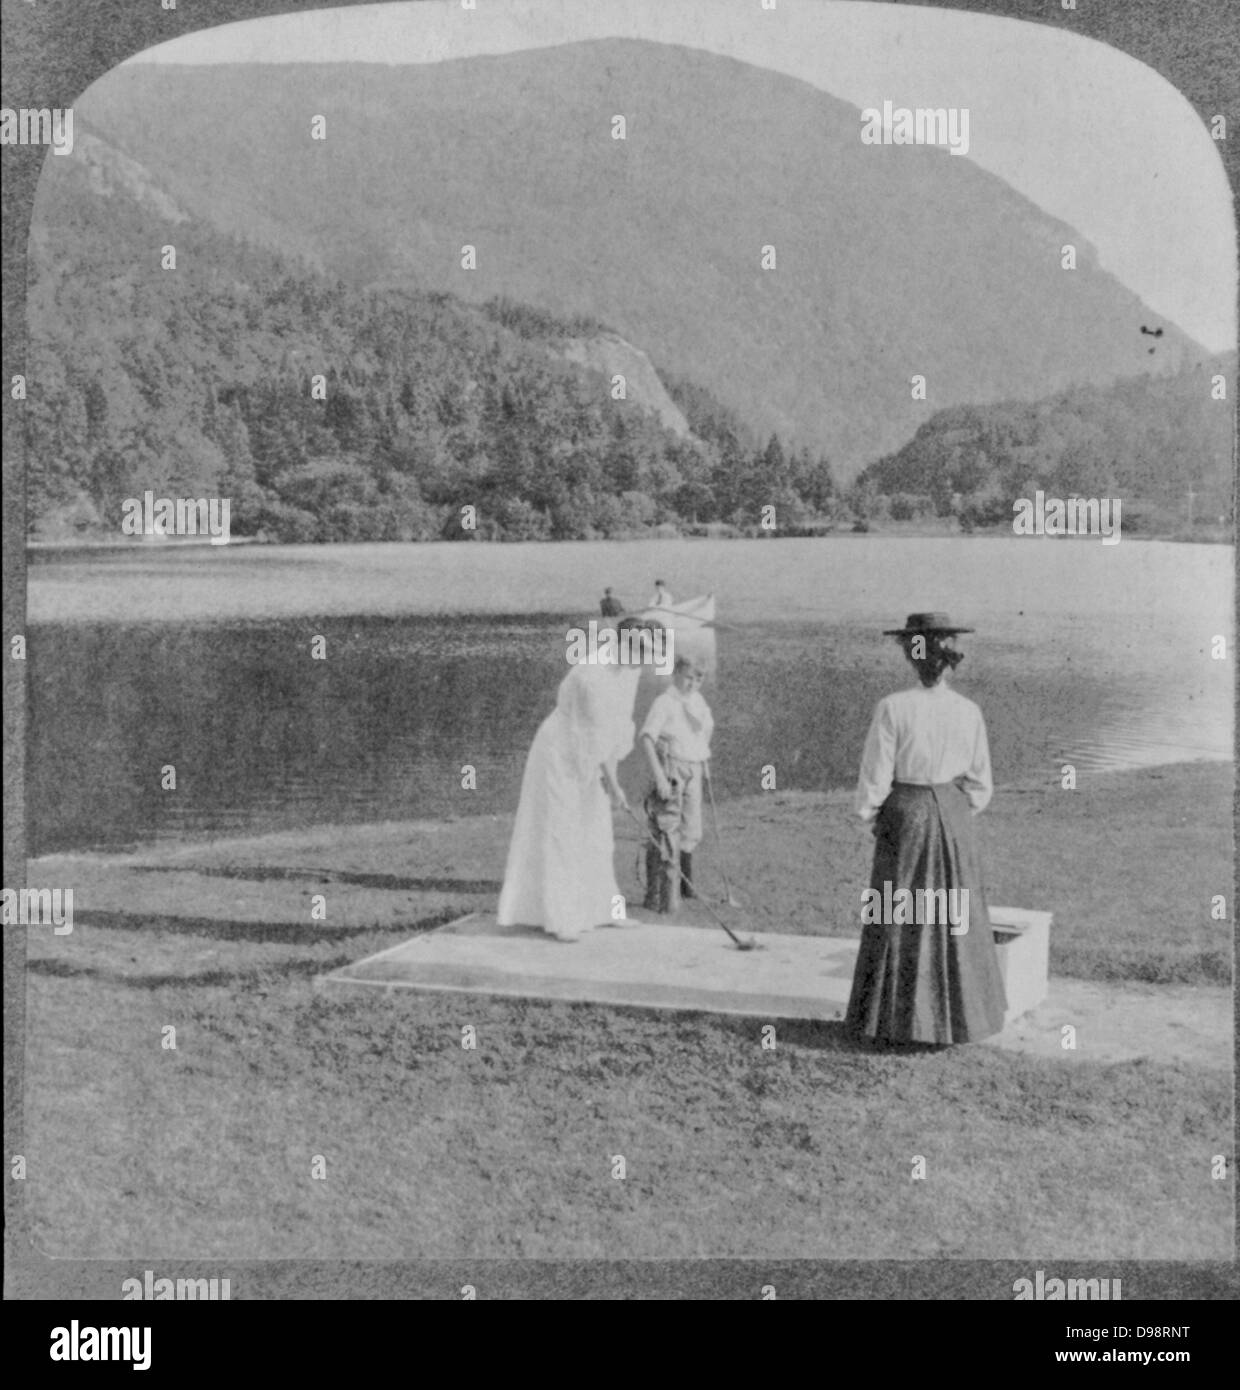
[
  {"xmin": 318, "ymin": 906, "xmax": 1050, "ymax": 1026},
  {"xmin": 322, "ymin": 912, "xmax": 857, "ymax": 1020},
  {"xmin": 316, "ymin": 908, "xmax": 1236, "ymax": 1066}
]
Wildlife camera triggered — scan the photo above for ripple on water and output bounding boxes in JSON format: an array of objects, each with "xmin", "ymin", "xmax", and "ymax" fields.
[{"xmin": 24, "ymin": 539, "xmax": 1233, "ymax": 851}]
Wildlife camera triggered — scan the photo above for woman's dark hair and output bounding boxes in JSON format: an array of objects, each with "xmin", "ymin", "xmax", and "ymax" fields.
[
  {"xmin": 614, "ymin": 615, "xmax": 658, "ymax": 664},
  {"xmin": 898, "ymin": 632, "xmax": 964, "ymax": 687}
]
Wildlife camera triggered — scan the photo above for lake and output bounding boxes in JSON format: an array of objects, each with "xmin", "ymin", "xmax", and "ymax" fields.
[{"xmin": 25, "ymin": 537, "xmax": 1233, "ymax": 855}]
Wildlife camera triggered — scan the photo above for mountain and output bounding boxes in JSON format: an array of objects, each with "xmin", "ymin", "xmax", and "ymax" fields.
[
  {"xmin": 71, "ymin": 39, "xmax": 1206, "ymax": 476},
  {"xmin": 853, "ymin": 355, "xmax": 1235, "ymax": 533},
  {"xmin": 27, "ymin": 131, "xmax": 810, "ymax": 543}
]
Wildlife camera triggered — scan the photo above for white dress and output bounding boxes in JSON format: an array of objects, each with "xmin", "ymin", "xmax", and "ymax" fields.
[{"xmin": 497, "ymin": 662, "xmax": 641, "ymax": 940}]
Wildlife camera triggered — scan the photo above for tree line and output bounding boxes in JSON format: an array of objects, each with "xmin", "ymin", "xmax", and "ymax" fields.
[
  {"xmin": 848, "ymin": 362, "xmax": 1233, "ymax": 536},
  {"xmin": 27, "ymin": 156, "xmax": 1230, "ymax": 544},
  {"xmin": 27, "ymin": 170, "xmax": 838, "ymax": 543}
]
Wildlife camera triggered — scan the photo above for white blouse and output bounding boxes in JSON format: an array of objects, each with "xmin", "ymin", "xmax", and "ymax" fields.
[
  {"xmin": 855, "ymin": 683, "xmax": 993, "ymax": 821},
  {"xmin": 640, "ymin": 687, "xmax": 714, "ymax": 763}
]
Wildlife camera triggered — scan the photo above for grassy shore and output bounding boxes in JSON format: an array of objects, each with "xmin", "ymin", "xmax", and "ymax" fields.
[
  {"xmin": 22, "ymin": 762, "xmax": 1232, "ymax": 1260},
  {"xmin": 34, "ymin": 761, "xmax": 1232, "ymax": 982}
]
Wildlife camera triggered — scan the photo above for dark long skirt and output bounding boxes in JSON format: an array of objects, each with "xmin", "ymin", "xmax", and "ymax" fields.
[{"xmin": 845, "ymin": 782, "xmax": 1007, "ymax": 1044}]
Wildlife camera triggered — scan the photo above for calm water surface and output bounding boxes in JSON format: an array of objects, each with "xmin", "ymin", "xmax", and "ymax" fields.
[{"xmin": 27, "ymin": 538, "xmax": 1232, "ymax": 854}]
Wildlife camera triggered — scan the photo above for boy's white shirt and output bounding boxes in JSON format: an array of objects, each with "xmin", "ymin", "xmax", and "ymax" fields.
[{"xmin": 641, "ymin": 686, "xmax": 714, "ymax": 763}]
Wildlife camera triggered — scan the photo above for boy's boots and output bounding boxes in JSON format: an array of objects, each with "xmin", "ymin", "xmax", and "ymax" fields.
[
  {"xmin": 664, "ymin": 839, "xmax": 681, "ymax": 912},
  {"xmin": 643, "ymin": 842, "xmax": 665, "ymax": 911},
  {"xmin": 680, "ymin": 852, "xmax": 695, "ymax": 898},
  {"xmin": 643, "ymin": 835, "xmax": 681, "ymax": 913}
]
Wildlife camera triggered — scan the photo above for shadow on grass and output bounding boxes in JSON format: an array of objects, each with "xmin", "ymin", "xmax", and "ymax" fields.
[
  {"xmin": 26, "ymin": 940, "xmax": 436, "ymax": 989},
  {"xmin": 126, "ymin": 864, "xmax": 503, "ymax": 894},
  {"xmin": 65, "ymin": 911, "xmax": 396, "ymax": 944},
  {"xmin": 61, "ymin": 906, "xmax": 471, "ymax": 945},
  {"xmin": 1053, "ymin": 945, "xmax": 1230, "ymax": 987},
  {"xmin": 26, "ymin": 956, "xmax": 334, "ymax": 989},
  {"xmin": 599, "ymin": 1009, "xmax": 951, "ymax": 1057},
  {"xmin": 715, "ymin": 1014, "xmax": 958, "ymax": 1056}
]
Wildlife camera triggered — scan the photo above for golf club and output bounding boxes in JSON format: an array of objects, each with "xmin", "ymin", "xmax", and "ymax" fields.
[
  {"xmin": 622, "ymin": 803, "xmax": 760, "ymax": 951},
  {"xmin": 704, "ymin": 761, "xmax": 741, "ymax": 907}
]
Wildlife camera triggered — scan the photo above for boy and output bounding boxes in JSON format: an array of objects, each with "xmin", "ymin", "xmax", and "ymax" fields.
[{"xmin": 639, "ymin": 654, "xmax": 714, "ymax": 911}]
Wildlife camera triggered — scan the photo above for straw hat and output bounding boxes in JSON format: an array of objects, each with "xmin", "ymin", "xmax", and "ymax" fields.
[{"xmin": 883, "ymin": 612, "xmax": 974, "ymax": 636}]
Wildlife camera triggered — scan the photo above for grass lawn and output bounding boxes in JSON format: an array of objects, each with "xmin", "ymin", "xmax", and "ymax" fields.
[
  {"xmin": 21, "ymin": 761, "xmax": 1233, "ymax": 1259},
  {"xmin": 712, "ymin": 760, "xmax": 1233, "ymax": 985}
]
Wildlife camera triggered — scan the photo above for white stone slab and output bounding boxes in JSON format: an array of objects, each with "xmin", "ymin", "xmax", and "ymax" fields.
[
  {"xmin": 320, "ymin": 913, "xmax": 859, "ymax": 1019},
  {"xmin": 320, "ymin": 907, "xmax": 1050, "ymax": 1024},
  {"xmin": 991, "ymin": 907, "xmax": 1053, "ymax": 1025}
]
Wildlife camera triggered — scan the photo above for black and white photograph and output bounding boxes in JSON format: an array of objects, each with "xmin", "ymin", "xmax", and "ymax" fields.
[{"xmin": 3, "ymin": 0, "xmax": 1236, "ymax": 1316}]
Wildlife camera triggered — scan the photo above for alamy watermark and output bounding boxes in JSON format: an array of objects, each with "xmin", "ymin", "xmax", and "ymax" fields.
[
  {"xmin": 1012, "ymin": 490, "xmax": 1121, "ymax": 544},
  {"xmin": 0, "ymin": 106, "xmax": 73, "ymax": 155},
  {"xmin": 49, "ymin": 1323, "xmax": 151, "ymax": 1370},
  {"xmin": 861, "ymin": 882, "xmax": 970, "ymax": 935},
  {"xmin": 565, "ymin": 620, "xmax": 674, "ymax": 675},
  {"xmin": 860, "ymin": 101, "xmax": 970, "ymax": 157},
  {"xmin": 121, "ymin": 492, "xmax": 231, "ymax": 544},
  {"xmin": 2, "ymin": 886, "xmax": 73, "ymax": 934},
  {"xmin": 1013, "ymin": 1269, "xmax": 1121, "ymax": 1300},
  {"xmin": 122, "ymin": 1269, "xmax": 232, "ymax": 1301}
]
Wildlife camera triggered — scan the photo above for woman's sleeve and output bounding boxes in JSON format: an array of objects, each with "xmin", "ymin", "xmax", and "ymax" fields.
[
  {"xmin": 961, "ymin": 706, "xmax": 993, "ymax": 814},
  {"xmin": 855, "ymin": 699, "xmax": 896, "ymax": 821}
]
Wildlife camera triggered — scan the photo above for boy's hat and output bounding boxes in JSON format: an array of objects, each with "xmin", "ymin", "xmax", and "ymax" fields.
[{"xmin": 883, "ymin": 612, "xmax": 974, "ymax": 636}]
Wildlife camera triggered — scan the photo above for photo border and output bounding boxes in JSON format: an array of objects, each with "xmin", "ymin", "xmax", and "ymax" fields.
[{"xmin": 4, "ymin": 0, "xmax": 1237, "ymax": 1300}]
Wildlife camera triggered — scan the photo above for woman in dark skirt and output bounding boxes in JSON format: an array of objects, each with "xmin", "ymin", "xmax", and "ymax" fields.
[{"xmin": 845, "ymin": 613, "xmax": 1008, "ymax": 1045}]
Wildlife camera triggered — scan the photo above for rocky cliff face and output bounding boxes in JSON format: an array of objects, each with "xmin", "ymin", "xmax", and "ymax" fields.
[
  {"xmin": 69, "ymin": 130, "xmax": 190, "ymax": 224},
  {"xmin": 554, "ymin": 334, "xmax": 690, "ymax": 438}
]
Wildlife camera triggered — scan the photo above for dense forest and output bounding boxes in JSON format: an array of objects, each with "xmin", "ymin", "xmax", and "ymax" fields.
[
  {"xmin": 26, "ymin": 136, "xmax": 1232, "ymax": 544},
  {"xmin": 850, "ymin": 362, "xmax": 1234, "ymax": 536},
  {"xmin": 27, "ymin": 159, "xmax": 838, "ymax": 543}
]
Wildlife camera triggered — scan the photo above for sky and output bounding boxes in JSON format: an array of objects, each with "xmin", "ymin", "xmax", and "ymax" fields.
[{"xmin": 127, "ymin": 0, "xmax": 1235, "ymax": 352}]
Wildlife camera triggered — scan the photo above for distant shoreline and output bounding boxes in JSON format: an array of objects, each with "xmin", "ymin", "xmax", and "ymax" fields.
[
  {"xmin": 24, "ymin": 526, "xmax": 1234, "ymax": 552},
  {"xmin": 26, "ymin": 536, "xmax": 264, "ymax": 552},
  {"xmin": 25, "ymin": 533, "xmax": 1231, "ymax": 636}
]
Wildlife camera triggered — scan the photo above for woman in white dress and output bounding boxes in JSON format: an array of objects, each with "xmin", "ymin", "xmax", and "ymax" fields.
[
  {"xmin": 497, "ymin": 618, "xmax": 648, "ymax": 941},
  {"xmin": 846, "ymin": 613, "xmax": 1007, "ymax": 1044}
]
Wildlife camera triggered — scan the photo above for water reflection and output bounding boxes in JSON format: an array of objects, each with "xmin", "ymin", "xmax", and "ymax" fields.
[{"xmin": 27, "ymin": 611, "xmax": 1230, "ymax": 855}]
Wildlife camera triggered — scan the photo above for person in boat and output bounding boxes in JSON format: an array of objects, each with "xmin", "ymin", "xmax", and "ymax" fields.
[
  {"xmin": 845, "ymin": 613, "xmax": 1007, "ymax": 1044},
  {"xmin": 497, "ymin": 616, "xmax": 652, "ymax": 942},
  {"xmin": 649, "ymin": 579, "xmax": 674, "ymax": 608},
  {"xmin": 639, "ymin": 653, "xmax": 714, "ymax": 909},
  {"xmin": 600, "ymin": 587, "xmax": 625, "ymax": 618}
]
